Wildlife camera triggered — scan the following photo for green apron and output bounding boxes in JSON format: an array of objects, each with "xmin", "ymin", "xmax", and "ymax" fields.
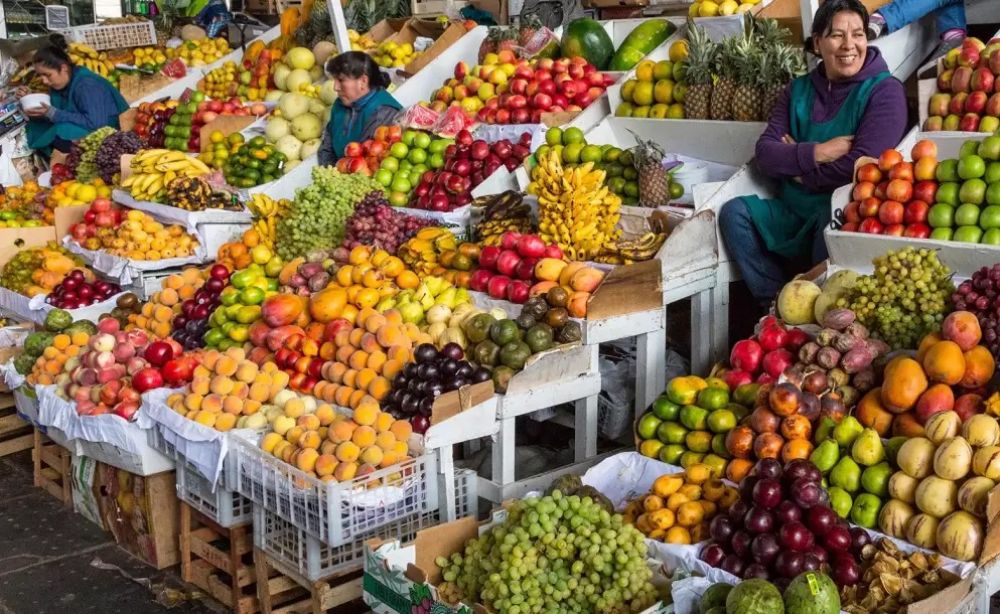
[
  {"xmin": 26, "ymin": 66, "xmax": 129, "ymax": 156},
  {"xmin": 328, "ymin": 88, "xmax": 402, "ymax": 160},
  {"xmin": 744, "ymin": 70, "xmax": 890, "ymax": 260}
]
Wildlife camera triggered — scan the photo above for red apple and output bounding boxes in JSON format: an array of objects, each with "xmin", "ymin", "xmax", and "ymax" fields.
[
  {"xmin": 878, "ymin": 200, "xmax": 904, "ymax": 225},
  {"xmin": 966, "ymin": 90, "xmax": 989, "ymax": 113},
  {"xmin": 904, "ymin": 223, "xmax": 931, "ymax": 238},
  {"xmin": 858, "ymin": 218, "xmax": 883, "ymax": 234},
  {"xmin": 904, "ymin": 200, "xmax": 929, "ymax": 224}
]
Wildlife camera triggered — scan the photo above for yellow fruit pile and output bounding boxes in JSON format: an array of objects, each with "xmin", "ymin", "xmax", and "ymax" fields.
[
  {"xmin": 529, "ymin": 150, "xmax": 622, "ymax": 261},
  {"xmin": 68, "ymin": 43, "xmax": 115, "ymax": 78},
  {"xmin": 200, "ymin": 61, "xmax": 238, "ymax": 99},
  {"xmin": 46, "ymin": 179, "xmax": 112, "ymax": 209},
  {"xmin": 622, "ymin": 464, "xmax": 739, "ymax": 545},
  {"xmin": 349, "ymin": 29, "xmax": 377, "ymax": 51},
  {"xmin": 167, "ymin": 38, "xmax": 231, "ymax": 66},
  {"xmin": 27, "ymin": 331, "xmax": 90, "ymax": 387},
  {"xmin": 324, "ymin": 246, "xmax": 418, "ymax": 312},
  {"xmin": 128, "ymin": 267, "xmax": 207, "ymax": 338},
  {"xmin": 85, "ymin": 210, "xmax": 199, "ymax": 260},
  {"xmin": 131, "ymin": 46, "xmax": 168, "ymax": 69},
  {"xmin": 617, "ymin": 58, "xmax": 686, "ymax": 120},
  {"xmin": 397, "ymin": 227, "xmax": 460, "ymax": 279},
  {"xmin": 260, "ymin": 395, "xmax": 414, "ymax": 482},
  {"xmin": 167, "ymin": 347, "xmax": 289, "ymax": 432},
  {"xmin": 688, "ymin": 0, "xmax": 757, "ymax": 16},
  {"xmin": 372, "ymin": 40, "xmax": 419, "ymax": 68}
]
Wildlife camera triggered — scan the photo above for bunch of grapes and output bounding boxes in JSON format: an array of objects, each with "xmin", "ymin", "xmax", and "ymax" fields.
[
  {"xmin": 96, "ymin": 131, "xmax": 145, "ymax": 183},
  {"xmin": 954, "ymin": 265, "xmax": 1000, "ymax": 357},
  {"xmin": 275, "ymin": 168, "xmax": 383, "ymax": 260},
  {"xmin": 70, "ymin": 126, "xmax": 117, "ymax": 183},
  {"xmin": 840, "ymin": 247, "xmax": 953, "ymax": 349},
  {"xmin": 436, "ymin": 490, "xmax": 658, "ymax": 614},
  {"xmin": 342, "ymin": 191, "xmax": 432, "ymax": 254}
]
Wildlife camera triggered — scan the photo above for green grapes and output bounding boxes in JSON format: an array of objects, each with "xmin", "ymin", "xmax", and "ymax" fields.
[
  {"xmin": 838, "ymin": 247, "xmax": 953, "ymax": 349},
  {"xmin": 436, "ymin": 490, "xmax": 658, "ymax": 614},
  {"xmin": 275, "ymin": 167, "xmax": 383, "ymax": 260},
  {"xmin": 73, "ymin": 126, "xmax": 116, "ymax": 183}
]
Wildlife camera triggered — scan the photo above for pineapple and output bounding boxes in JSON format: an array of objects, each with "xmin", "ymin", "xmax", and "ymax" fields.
[
  {"xmin": 629, "ymin": 132, "xmax": 670, "ymax": 208},
  {"xmin": 682, "ymin": 22, "xmax": 717, "ymax": 121},
  {"xmin": 760, "ymin": 44, "xmax": 802, "ymax": 119},
  {"xmin": 710, "ymin": 35, "xmax": 738, "ymax": 121},
  {"xmin": 730, "ymin": 33, "xmax": 762, "ymax": 122}
]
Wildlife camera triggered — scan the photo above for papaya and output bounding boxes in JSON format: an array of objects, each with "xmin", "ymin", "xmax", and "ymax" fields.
[
  {"xmin": 608, "ymin": 20, "xmax": 676, "ymax": 71},
  {"xmin": 880, "ymin": 357, "xmax": 929, "ymax": 413}
]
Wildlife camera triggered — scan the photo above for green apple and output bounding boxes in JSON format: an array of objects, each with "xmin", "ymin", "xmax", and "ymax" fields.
[
  {"xmin": 985, "ymin": 161, "xmax": 1000, "ymax": 184},
  {"xmin": 980, "ymin": 205, "xmax": 1000, "ymax": 228},
  {"xmin": 959, "ymin": 178, "xmax": 987, "ymax": 205},
  {"xmin": 960, "ymin": 140, "xmax": 981, "ymax": 159},
  {"xmin": 958, "ymin": 155, "xmax": 987, "ymax": 180},
  {"xmin": 850, "ymin": 493, "xmax": 883, "ymax": 529},
  {"xmin": 954, "ymin": 203, "xmax": 981, "ymax": 226},
  {"xmin": 987, "ymin": 181, "xmax": 1000, "ymax": 206},
  {"xmin": 931, "ymin": 227, "xmax": 954, "ymax": 241},
  {"xmin": 978, "ymin": 134, "xmax": 1000, "ymax": 161},
  {"xmin": 860, "ymin": 461, "xmax": 892, "ymax": 497},
  {"xmin": 936, "ymin": 182, "xmax": 960, "ymax": 205},
  {"xmin": 954, "ymin": 225, "xmax": 984, "ymax": 243},
  {"xmin": 982, "ymin": 228, "xmax": 1000, "ymax": 245},
  {"xmin": 936, "ymin": 159, "xmax": 960, "ymax": 182},
  {"xmin": 927, "ymin": 204, "xmax": 953, "ymax": 228}
]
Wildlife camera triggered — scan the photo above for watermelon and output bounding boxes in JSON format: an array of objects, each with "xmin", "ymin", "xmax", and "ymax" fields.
[
  {"xmin": 608, "ymin": 19, "xmax": 676, "ymax": 71},
  {"xmin": 726, "ymin": 579, "xmax": 785, "ymax": 614},
  {"xmin": 560, "ymin": 19, "xmax": 615, "ymax": 70},
  {"xmin": 784, "ymin": 572, "xmax": 840, "ymax": 614},
  {"xmin": 699, "ymin": 583, "xmax": 733, "ymax": 613}
]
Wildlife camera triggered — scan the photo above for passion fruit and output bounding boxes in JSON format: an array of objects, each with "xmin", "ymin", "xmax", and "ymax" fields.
[
  {"xmin": 544, "ymin": 307, "xmax": 569, "ymax": 329},
  {"xmin": 547, "ymin": 286, "xmax": 570, "ymax": 308}
]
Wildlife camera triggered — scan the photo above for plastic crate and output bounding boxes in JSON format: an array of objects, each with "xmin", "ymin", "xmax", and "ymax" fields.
[
  {"xmin": 229, "ymin": 434, "xmax": 439, "ymax": 546},
  {"xmin": 57, "ymin": 20, "xmax": 157, "ymax": 51},
  {"xmin": 254, "ymin": 469, "xmax": 477, "ymax": 583},
  {"xmin": 176, "ymin": 459, "xmax": 253, "ymax": 528}
]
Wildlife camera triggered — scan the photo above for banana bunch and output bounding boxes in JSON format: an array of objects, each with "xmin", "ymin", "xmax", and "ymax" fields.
[
  {"xmin": 529, "ymin": 151, "xmax": 622, "ymax": 261},
  {"xmin": 247, "ymin": 193, "xmax": 290, "ymax": 250},
  {"xmin": 473, "ymin": 191, "xmax": 534, "ymax": 246},
  {"xmin": 68, "ymin": 43, "xmax": 115, "ymax": 77},
  {"xmin": 397, "ymin": 227, "xmax": 459, "ymax": 275},
  {"xmin": 122, "ymin": 149, "xmax": 211, "ymax": 202},
  {"xmin": 594, "ymin": 231, "xmax": 668, "ymax": 264}
]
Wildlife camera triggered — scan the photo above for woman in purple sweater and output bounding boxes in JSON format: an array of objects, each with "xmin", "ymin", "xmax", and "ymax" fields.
[{"xmin": 718, "ymin": 0, "xmax": 908, "ymax": 307}]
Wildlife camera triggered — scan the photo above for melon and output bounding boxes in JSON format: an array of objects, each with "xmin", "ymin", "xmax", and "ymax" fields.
[
  {"xmin": 264, "ymin": 89, "xmax": 284, "ymax": 103},
  {"xmin": 319, "ymin": 80, "xmax": 337, "ymax": 105},
  {"xmin": 313, "ymin": 41, "xmax": 336, "ymax": 67},
  {"xmin": 278, "ymin": 92, "xmax": 310, "ymax": 119},
  {"xmin": 308, "ymin": 98, "xmax": 327, "ymax": 116},
  {"xmin": 725, "ymin": 579, "xmax": 784, "ymax": 614},
  {"xmin": 265, "ymin": 117, "xmax": 291, "ymax": 142},
  {"xmin": 273, "ymin": 63, "xmax": 292, "ymax": 91},
  {"xmin": 300, "ymin": 138, "xmax": 321, "ymax": 159},
  {"xmin": 291, "ymin": 113, "xmax": 322, "ymax": 141},
  {"xmin": 275, "ymin": 135, "xmax": 304, "ymax": 161},
  {"xmin": 286, "ymin": 47, "xmax": 316, "ymax": 71},
  {"xmin": 180, "ymin": 24, "xmax": 206, "ymax": 40},
  {"xmin": 286, "ymin": 69, "xmax": 313, "ymax": 94},
  {"xmin": 560, "ymin": 19, "xmax": 614, "ymax": 70},
  {"xmin": 784, "ymin": 571, "xmax": 839, "ymax": 614}
]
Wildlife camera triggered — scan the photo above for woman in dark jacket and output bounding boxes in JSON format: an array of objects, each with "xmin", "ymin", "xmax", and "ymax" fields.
[
  {"xmin": 317, "ymin": 52, "xmax": 402, "ymax": 165},
  {"xmin": 718, "ymin": 0, "xmax": 908, "ymax": 307}
]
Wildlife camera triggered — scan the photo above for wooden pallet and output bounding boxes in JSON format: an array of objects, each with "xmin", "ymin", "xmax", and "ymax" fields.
[
  {"xmin": 253, "ymin": 548, "xmax": 363, "ymax": 614},
  {"xmin": 0, "ymin": 393, "xmax": 32, "ymax": 458},
  {"xmin": 32, "ymin": 429, "xmax": 71, "ymax": 505},
  {"xmin": 181, "ymin": 503, "xmax": 264, "ymax": 614}
]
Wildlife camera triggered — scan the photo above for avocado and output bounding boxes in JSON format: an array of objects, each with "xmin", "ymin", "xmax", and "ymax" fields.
[
  {"xmin": 544, "ymin": 307, "xmax": 569, "ymax": 329},
  {"xmin": 557, "ymin": 320, "xmax": 582, "ymax": 343},
  {"xmin": 525, "ymin": 323, "xmax": 554, "ymax": 353},
  {"xmin": 472, "ymin": 340, "xmax": 501, "ymax": 367},
  {"xmin": 523, "ymin": 296, "xmax": 549, "ymax": 319},
  {"xmin": 499, "ymin": 341, "xmax": 532, "ymax": 371},
  {"xmin": 463, "ymin": 313, "xmax": 496, "ymax": 344},
  {"xmin": 515, "ymin": 312, "xmax": 537, "ymax": 331},
  {"xmin": 492, "ymin": 365, "xmax": 516, "ymax": 393},
  {"xmin": 546, "ymin": 286, "xmax": 569, "ymax": 308},
  {"xmin": 490, "ymin": 319, "xmax": 521, "ymax": 346}
]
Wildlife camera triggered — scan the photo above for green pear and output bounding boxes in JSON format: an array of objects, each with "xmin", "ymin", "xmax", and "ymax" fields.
[
  {"xmin": 851, "ymin": 428, "xmax": 886, "ymax": 466},
  {"xmin": 809, "ymin": 439, "xmax": 840, "ymax": 473},
  {"xmin": 833, "ymin": 416, "xmax": 864, "ymax": 448},
  {"xmin": 436, "ymin": 287, "xmax": 458, "ymax": 309},
  {"xmin": 860, "ymin": 461, "xmax": 892, "ymax": 497},
  {"xmin": 814, "ymin": 416, "xmax": 837, "ymax": 444},
  {"xmin": 829, "ymin": 456, "xmax": 861, "ymax": 493},
  {"xmin": 885, "ymin": 436, "xmax": 908, "ymax": 465},
  {"xmin": 827, "ymin": 486, "xmax": 853, "ymax": 518}
]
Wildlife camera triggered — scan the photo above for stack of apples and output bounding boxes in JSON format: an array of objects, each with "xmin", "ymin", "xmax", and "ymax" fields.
[
  {"xmin": 924, "ymin": 36, "xmax": 1000, "ymax": 132},
  {"xmin": 838, "ymin": 140, "xmax": 940, "ymax": 239},
  {"xmin": 427, "ymin": 51, "xmax": 614, "ymax": 124},
  {"xmin": 469, "ymin": 231, "xmax": 564, "ymax": 303}
]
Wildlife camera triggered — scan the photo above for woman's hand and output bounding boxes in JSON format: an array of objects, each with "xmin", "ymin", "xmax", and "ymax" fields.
[
  {"xmin": 814, "ymin": 136, "xmax": 854, "ymax": 163},
  {"xmin": 23, "ymin": 102, "xmax": 50, "ymax": 119},
  {"xmin": 14, "ymin": 86, "xmax": 29, "ymax": 98}
]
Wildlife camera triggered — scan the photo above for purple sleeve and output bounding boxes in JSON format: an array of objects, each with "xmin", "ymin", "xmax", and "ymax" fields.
[
  {"xmin": 798, "ymin": 78, "xmax": 908, "ymax": 193},
  {"xmin": 754, "ymin": 84, "xmax": 818, "ymax": 179}
]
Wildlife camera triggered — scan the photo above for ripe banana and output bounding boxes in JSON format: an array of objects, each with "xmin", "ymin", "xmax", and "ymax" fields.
[
  {"xmin": 127, "ymin": 149, "xmax": 209, "ymax": 203},
  {"xmin": 529, "ymin": 150, "xmax": 622, "ymax": 261},
  {"xmin": 246, "ymin": 193, "xmax": 289, "ymax": 249}
]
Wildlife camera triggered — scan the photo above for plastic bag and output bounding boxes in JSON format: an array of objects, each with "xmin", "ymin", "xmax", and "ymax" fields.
[
  {"xmin": 597, "ymin": 341, "xmax": 636, "ymax": 440},
  {"xmin": 433, "ymin": 106, "xmax": 476, "ymax": 138},
  {"xmin": 397, "ymin": 105, "xmax": 440, "ymax": 131}
]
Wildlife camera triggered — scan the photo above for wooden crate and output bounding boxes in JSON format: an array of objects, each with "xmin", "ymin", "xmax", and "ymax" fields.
[
  {"xmin": 0, "ymin": 393, "xmax": 32, "ymax": 458},
  {"xmin": 32, "ymin": 429, "xmax": 72, "ymax": 505},
  {"xmin": 180, "ymin": 503, "xmax": 263, "ymax": 614},
  {"xmin": 253, "ymin": 548, "xmax": 363, "ymax": 614}
]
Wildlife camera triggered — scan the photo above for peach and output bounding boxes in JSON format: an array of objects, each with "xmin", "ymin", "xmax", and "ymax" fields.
[
  {"xmin": 334, "ymin": 386, "xmax": 353, "ymax": 407},
  {"xmin": 329, "ymin": 420, "xmax": 356, "ymax": 443},
  {"xmin": 365, "ymin": 314, "xmax": 387, "ymax": 334},
  {"xmin": 285, "ymin": 426, "xmax": 304, "ymax": 445},
  {"xmin": 356, "ymin": 368, "xmax": 377, "ymax": 391},
  {"xmin": 334, "ymin": 461, "xmax": 358, "ymax": 481},
  {"xmin": 360, "ymin": 332, "xmax": 381, "ymax": 354},
  {"xmin": 222, "ymin": 396, "xmax": 244, "ymax": 415},
  {"xmin": 389, "ymin": 420, "xmax": 412, "ymax": 441},
  {"xmin": 315, "ymin": 454, "xmax": 337, "ymax": 477},
  {"xmin": 923, "ymin": 341, "xmax": 966, "ymax": 385},
  {"xmin": 297, "ymin": 414, "xmax": 321, "ymax": 431},
  {"xmin": 299, "ymin": 430, "xmax": 322, "ymax": 450},
  {"xmin": 375, "ymin": 412, "xmax": 395, "ymax": 433},
  {"xmin": 261, "ymin": 432, "xmax": 283, "ymax": 453},
  {"xmin": 249, "ymin": 382, "xmax": 271, "ymax": 402},
  {"xmin": 336, "ymin": 441, "xmax": 360, "ymax": 462},
  {"xmin": 280, "ymin": 444, "xmax": 296, "ymax": 463},
  {"xmin": 235, "ymin": 361, "xmax": 259, "ymax": 383},
  {"xmin": 320, "ymin": 440, "xmax": 337, "ymax": 455},
  {"xmin": 328, "ymin": 362, "xmax": 347, "ymax": 383},
  {"xmin": 269, "ymin": 371, "xmax": 290, "ymax": 397},
  {"xmin": 318, "ymin": 426, "xmax": 328, "ymax": 441},
  {"xmin": 352, "ymin": 425, "xmax": 377, "ymax": 447},
  {"xmin": 194, "ymin": 365, "xmax": 212, "ymax": 379},
  {"xmin": 191, "ymin": 377, "xmax": 210, "ymax": 395},
  {"xmin": 273, "ymin": 416, "xmax": 295, "ymax": 436},
  {"xmin": 533, "ymin": 258, "xmax": 568, "ymax": 282},
  {"xmin": 404, "ymin": 323, "xmax": 422, "ymax": 342},
  {"xmin": 915, "ymin": 383, "xmax": 954, "ymax": 424},
  {"xmin": 348, "ymin": 389, "xmax": 367, "ymax": 408},
  {"xmin": 315, "ymin": 404, "xmax": 336, "ymax": 426},
  {"xmin": 272, "ymin": 440, "xmax": 291, "ymax": 460},
  {"xmin": 284, "ymin": 398, "xmax": 306, "ymax": 418},
  {"xmin": 381, "ymin": 359, "xmax": 403, "ymax": 381},
  {"xmin": 336, "ymin": 345, "xmax": 355, "ymax": 364},
  {"xmin": 215, "ymin": 356, "xmax": 238, "ymax": 377},
  {"xmin": 225, "ymin": 347, "xmax": 246, "ymax": 362},
  {"xmin": 961, "ymin": 346, "xmax": 995, "ymax": 388},
  {"xmin": 231, "ymin": 382, "xmax": 249, "ymax": 399},
  {"xmin": 387, "ymin": 345, "xmax": 411, "ymax": 363},
  {"xmin": 349, "ymin": 328, "xmax": 365, "ymax": 347},
  {"xmin": 296, "ymin": 448, "xmax": 319, "ymax": 474},
  {"xmin": 569, "ymin": 266, "xmax": 604, "ymax": 293},
  {"xmin": 360, "ymin": 446, "xmax": 384, "ymax": 466},
  {"xmin": 215, "ymin": 413, "xmax": 237, "ymax": 431},
  {"xmin": 354, "ymin": 401, "xmax": 379, "ymax": 426},
  {"xmin": 244, "ymin": 400, "xmax": 262, "ymax": 415},
  {"xmin": 342, "ymin": 369, "xmax": 358, "ymax": 389},
  {"xmin": 202, "ymin": 394, "xmax": 224, "ymax": 413},
  {"xmin": 260, "ymin": 361, "xmax": 278, "ymax": 374},
  {"xmin": 356, "ymin": 463, "xmax": 377, "ymax": 478},
  {"xmin": 368, "ymin": 376, "xmax": 390, "ymax": 401},
  {"xmin": 942, "ymin": 311, "xmax": 982, "ymax": 351},
  {"xmin": 366, "ymin": 350, "xmax": 387, "ymax": 373},
  {"xmin": 349, "ymin": 350, "xmax": 369, "ymax": 370},
  {"xmin": 194, "ymin": 410, "xmax": 217, "ymax": 428}
]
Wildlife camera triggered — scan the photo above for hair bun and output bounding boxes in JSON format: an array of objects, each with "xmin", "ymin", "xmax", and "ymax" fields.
[{"xmin": 47, "ymin": 33, "xmax": 69, "ymax": 52}]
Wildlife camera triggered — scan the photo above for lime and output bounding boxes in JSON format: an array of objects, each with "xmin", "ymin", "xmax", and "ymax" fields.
[
  {"xmin": 203, "ymin": 328, "xmax": 225, "ymax": 346},
  {"xmin": 679, "ymin": 405, "xmax": 709, "ymax": 430},
  {"xmin": 685, "ymin": 430, "xmax": 712, "ymax": 453},
  {"xmin": 580, "ymin": 144, "xmax": 603, "ymax": 164},
  {"xmin": 652, "ymin": 395, "xmax": 681, "ymax": 421},
  {"xmin": 545, "ymin": 127, "xmax": 563, "ymax": 146},
  {"xmin": 211, "ymin": 308, "xmax": 228, "ymax": 327},
  {"xmin": 656, "ymin": 421, "xmax": 687, "ymax": 445},
  {"xmin": 706, "ymin": 408, "xmax": 737, "ymax": 433},
  {"xmin": 561, "ymin": 127, "xmax": 584, "ymax": 145},
  {"xmin": 697, "ymin": 387, "xmax": 730, "ymax": 410},
  {"xmin": 562, "ymin": 142, "xmax": 584, "ymax": 164},
  {"xmin": 636, "ymin": 413, "xmax": 663, "ymax": 440},
  {"xmin": 658, "ymin": 444, "xmax": 685, "ymax": 465}
]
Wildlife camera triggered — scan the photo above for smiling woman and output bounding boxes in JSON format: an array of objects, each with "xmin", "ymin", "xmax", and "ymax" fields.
[{"xmin": 717, "ymin": 0, "xmax": 908, "ymax": 310}]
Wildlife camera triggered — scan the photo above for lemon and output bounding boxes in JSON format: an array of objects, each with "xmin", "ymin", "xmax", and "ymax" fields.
[
  {"xmin": 669, "ymin": 40, "xmax": 689, "ymax": 63},
  {"xmin": 698, "ymin": 1, "xmax": 720, "ymax": 16},
  {"xmin": 719, "ymin": 0, "xmax": 739, "ymax": 14},
  {"xmin": 688, "ymin": 1, "xmax": 701, "ymax": 16},
  {"xmin": 76, "ymin": 184, "xmax": 97, "ymax": 202}
]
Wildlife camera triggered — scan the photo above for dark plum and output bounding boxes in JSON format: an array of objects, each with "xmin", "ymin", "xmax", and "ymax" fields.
[
  {"xmin": 700, "ymin": 543, "xmax": 726, "ymax": 567},
  {"xmin": 721, "ymin": 555, "xmax": 745, "ymax": 578},
  {"xmin": 709, "ymin": 515, "xmax": 735, "ymax": 545},
  {"xmin": 791, "ymin": 478, "xmax": 823, "ymax": 509},
  {"xmin": 744, "ymin": 507, "xmax": 774, "ymax": 534},
  {"xmin": 728, "ymin": 500, "xmax": 750, "ymax": 525},
  {"xmin": 774, "ymin": 551, "xmax": 805, "ymax": 579},
  {"xmin": 755, "ymin": 458, "xmax": 783, "ymax": 480},
  {"xmin": 802, "ymin": 553, "xmax": 822, "ymax": 572},
  {"xmin": 778, "ymin": 521, "xmax": 814, "ymax": 552},
  {"xmin": 849, "ymin": 527, "xmax": 871, "ymax": 556},
  {"xmin": 414, "ymin": 343, "xmax": 438, "ymax": 364},
  {"xmin": 806, "ymin": 505, "xmax": 838, "ymax": 537},
  {"xmin": 824, "ymin": 524, "xmax": 852, "ymax": 552},
  {"xmin": 830, "ymin": 551, "xmax": 861, "ymax": 586},
  {"xmin": 752, "ymin": 478, "xmax": 783, "ymax": 509},
  {"xmin": 750, "ymin": 533, "xmax": 780, "ymax": 565},
  {"xmin": 441, "ymin": 343, "xmax": 464, "ymax": 361},
  {"xmin": 731, "ymin": 531, "xmax": 752, "ymax": 559},
  {"xmin": 774, "ymin": 500, "xmax": 801, "ymax": 525},
  {"xmin": 742, "ymin": 563, "xmax": 770, "ymax": 580}
]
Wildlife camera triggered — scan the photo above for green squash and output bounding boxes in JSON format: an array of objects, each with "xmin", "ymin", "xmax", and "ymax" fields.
[{"xmin": 608, "ymin": 19, "xmax": 677, "ymax": 71}]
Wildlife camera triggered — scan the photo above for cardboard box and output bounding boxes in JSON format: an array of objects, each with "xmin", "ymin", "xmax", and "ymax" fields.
[
  {"xmin": 97, "ymin": 465, "xmax": 180, "ymax": 569},
  {"xmin": 389, "ymin": 20, "xmax": 471, "ymax": 76},
  {"xmin": 368, "ymin": 18, "xmax": 411, "ymax": 43},
  {"xmin": 756, "ymin": 0, "xmax": 889, "ymax": 44},
  {"xmin": 468, "ymin": 0, "xmax": 508, "ymax": 24},
  {"xmin": 71, "ymin": 454, "xmax": 106, "ymax": 530}
]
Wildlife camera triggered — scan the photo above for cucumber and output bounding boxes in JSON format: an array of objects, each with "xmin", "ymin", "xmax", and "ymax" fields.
[{"xmin": 608, "ymin": 19, "xmax": 676, "ymax": 72}]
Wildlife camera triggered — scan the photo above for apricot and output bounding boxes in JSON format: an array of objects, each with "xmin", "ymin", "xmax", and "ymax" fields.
[
  {"xmin": 225, "ymin": 347, "xmax": 246, "ymax": 362},
  {"xmin": 348, "ymin": 389, "xmax": 367, "ymax": 408},
  {"xmin": 335, "ymin": 345, "xmax": 355, "ymax": 365},
  {"xmin": 404, "ymin": 323, "xmax": 422, "ymax": 342},
  {"xmin": 244, "ymin": 400, "xmax": 262, "ymax": 415},
  {"xmin": 299, "ymin": 430, "xmax": 322, "ymax": 450},
  {"xmin": 235, "ymin": 361, "xmax": 259, "ymax": 383},
  {"xmin": 269, "ymin": 371, "xmax": 290, "ymax": 397},
  {"xmin": 334, "ymin": 461, "xmax": 358, "ymax": 481},
  {"xmin": 961, "ymin": 346, "xmax": 995, "ymax": 388},
  {"xmin": 222, "ymin": 396, "xmax": 244, "ymax": 415},
  {"xmin": 381, "ymin": 359, "xmax": 404, "ymax": 381},
  {"xmin": 320, "ymin": 440, "xmax": 337, "ymax": 455},
  {"xmin": 328, "ymin": 362, "xmax": 347, "ymax": 384},
  {"xmin": 353, "ymin": 401, "xmax": 379, "ymax": 426},
  {"xmin": 336, "ymin": 441, "xmax": 360, "ymax": 462},
  {"xmin": 285, "ymin": 426, "xmax": 304, "ymax": 446},
  {"xmin": 284, "ymin": 398, "xmax": 305, "ymax": 418},
  {"xmin": 374, "ymin": 412, "xmax": 395, "ymax": 434},
  {"xmin": 209, "ymin": 374, "xmax": 233, "ymax": 396},
  {"xmin": 280, "ymin": 444, "xmax": 295, "ymax": 464},
  {"xmin": 923, "ymin": 340, "xmax": 966, "ymax": 385},
  {"xmin": 349, "ymin": 350, "xmax": 369, "ymax": 371},
  {"xmin": 342, "ymin": 369, "xmax": 358, "ymax": 389},
  {"xmin": 215, "ymin": 356, "xmax": 238, "ymax": 377},
  {"xmin": 334, "ymin": 386, "xmax": 354, "ymax": 407},
  {"xmin": 249, "ymin": 382, "xmax": 271, "ymax": 403},
  {"xmin": 261, "ymin": 432, "xmax": 283, "ymax": 453},
  {"xmin": 296, "ymin": 448, "xmax": 319, "ymax": 474},
  {"xmin": 329, "ymin": 420, "xmax": 357, "ymax": 443},
  {"xmin": 375, "ymin": 431, "xmax": 397, "ymax": 450},
  {"xmin": 389, "ymin": 420, "xmax": 413, "ymax": 442},
  {"xmin": 365, "ymin": 314, "xmax": 387, "ymax": 335},
  {"xmin": 215, "ymin": 413, "xmax": 237, "ymax": 431},
  {"xmin": 315, "ymin": 454, "xmax": 337, "ymax": 477},
  {"xmin": 194, "ymin": 410, "xmax": 217, "ymax": 428},
  {"xmin": 368, "ymin": 376, "xmax": 390, "ymax": 401},
  {"xmin": 261, "ymin": 361, "xmax": 277, "ymax": 374},
  {"xmin": 297, "ymin": 414, "xmax": 321, "ymax": 431},
  {"xmin": 348, "ymin": 328, "xmax": 365, "ymax": 348},
  {"xmin": 360, "ymin": 446, "xmax": 384, "ymax": 466},
  {"xmin": 391, "ymin": 441, "xmax": 409, "ymax": 457},
  {"xmin": 315, "ymin": 404, "xmax": 336, "ymax": 426}
]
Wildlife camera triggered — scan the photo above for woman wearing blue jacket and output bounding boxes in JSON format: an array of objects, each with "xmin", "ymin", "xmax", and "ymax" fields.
[
  {"xmin": 22, "ymin": 34, "xmax": 129, "ymax": 157},
  {"xmin": 318, "ymin": 52, "xmax": 402, "ymax": 165}
]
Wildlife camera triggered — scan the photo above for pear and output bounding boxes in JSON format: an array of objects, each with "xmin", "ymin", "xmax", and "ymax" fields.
[{"xmin": 851, "ymin": 428, "xmax": 886, "ymax": 466}]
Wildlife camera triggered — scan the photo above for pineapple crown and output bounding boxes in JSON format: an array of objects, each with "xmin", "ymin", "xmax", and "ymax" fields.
[
  {"xmin": 626, "ymin": 129, "xmax": 666, "ymax": 166},
  {"xmin": 683, "ymin": 20, "xmax": 718, "ymax": 86},
  {"xmin": 521, "ymin": 14, "xmax": 543, "ymax": 29},
  {"xmin": 730, "ymin": 28, "xmax": 760, "ymax": 86}
]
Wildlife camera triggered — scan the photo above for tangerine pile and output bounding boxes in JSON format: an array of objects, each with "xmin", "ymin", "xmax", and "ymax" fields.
[{"xmin": 26, "ymin": 331, "xmax": 90, "ymax": 386}]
